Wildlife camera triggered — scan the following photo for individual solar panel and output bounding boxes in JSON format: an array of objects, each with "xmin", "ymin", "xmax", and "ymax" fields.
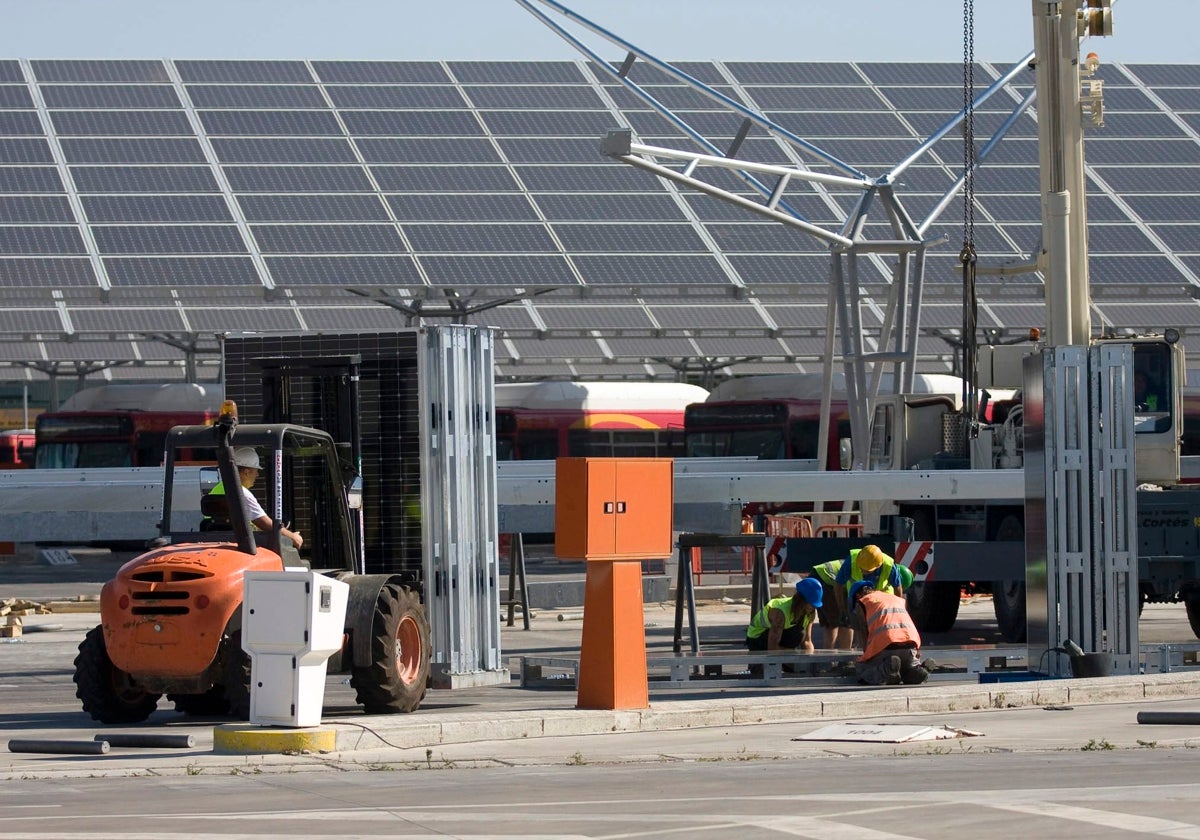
[
  {"xmin": 725, "ymin": 62, "xmax": 864, "ymax": 85},
  {"xmin": 103, "ymin": 255, "xmax": 262, "ymax": 286},
  {"xmin": 514, "ymin": 164, "xmax": 665, "ymax": 192},
  {"xmin": 626, "ymin": 110, "xmax": 771, "ymax": 140},
  {"xmin": 81, "ymin": 194, "xmax": 234, "ymax": 223},
  {"xmin": 447, "ymin": 62, "xmax": 584, "ymax": 85},
  {"xmin": 744, "ymin": 86, "xmax": 887, "ymax": 112},
  {"xmin": 904, "ymin": 111, "xmax": 1038, "ymax": 139},
  {"xmin": 313, "ymin": 61, "xmax": 450, "ymax": 85},
  {"xmin": 481, "ymin": 110, "xmax": 616, "ymax": 137},
  {"xmin": 198, "ymin": 110, "xmax": 343, "ymax": 137},
  {"xmin": 0, "ymin": 196, "xmax": 76, "ymax": 223},
  {"xmin": 1102, "ymin": 112, "xmax": 1188, "ymax": 139},
  {"xmin": 326, "ymin": 85, "xmax": 467, "ymax": 109},
  {"xmin": 224, "ymin": 165, "xmax": 373, "ymax": 193},
  {"xmin": 186, "ymin": 85, "xmax": 328, "ymax": 109},
  {"xmin": 654, "ymin": 303, "xmax": 765, "ymax": 328},
  {"xmin": 817, "ymin": 137, "xmax": 925, "ymax": 166},
  {"xmin": 1083, "ymin": 224, "xmax": 1159, "ymax": 253},
  {"xmin": 1148, "ymin": 224, "xmax": 1200, "ymax": 253},
  {"xmin": 403, "ymin": 223, "xmax": 556, "ymax": 253},
  {"xmin": 693, "ymin": 335, "xmax": 789, "ymax": 356},
  {"xmin": 0, "ymin": 62, "xmax": 22, "ymax": 83},
  {"xmin": 465, "ymin": 85, "xmax": 604, "ymax": 110},
  {"xmin": 1182, "ymin": 113, "xmax": 1200, "ymax": 135},
  {"xmin": 31, "ymin": 60, "xmax": 169, "ymax": 83},
  {"xmin": 340, "ymin": 110, "xmax": 483, "ymax": 136},
  {"xmin": 174, "ymin": 60, "xmax": 311, "ymax": 84},
  {"xmin": 1084, "ymin": 195, "xmax": 1129, "ymax": 222},
  {"xmin": 1087, "ymin": 139, "xmax": 1200, "ymax": 165},
  {"xmin": 385, "ymin": 193, "xmax": 539, "ymax": 222},
  {"xmin": 972, "ymin": 165, "xmax": 1040, "ymax": 192},
  {"xmin": 371, "ymin": 164, "xmax": 519, "ymax": 192},
  {"xmin": 762, "ymin": 304, "xmax": 840, "ymax": 329},
  {"xmin": 1099, "ymin": 87, "xmax": 1158, "ymax": 111},
  {"xmin": 607, "ymin": 85, "xmax": 737, "ymax": 112},
  {"xmin": 0, "ymin": 86, "xmax": 34, "ymax": 109},
  {"xmin": 299, "ymin": 305, "xmax": 408, "ymax": 330},
  {"xmin": 533, "ymin": 193, "xmax": 686, "ymax": 222},
  {"xmin": 357, "ymin": 137, "xmax": 500, "ymax": 163},
  {"xmin": 40, "ymin": 84, "xmax": 182, "ymax": 109},
  {"xmin": 70, "ymin": 166, "xmax": 220, "ymax": 193},
  {"xmin": 0, "ymin": 226, "xmax": 86, "ymax": 255},
  {"xmin": 92, "ymin": 225, "xmax": 247, "ymax": 255},
  {"xmin": 0, "ymin": 257, "xmax": 96, "ymax": 286},
  {"xmin": 49, "ymin": 110, "xmax": 193, "ymax": 136},
  {"xmin": 1126, "ymin": 64, "xmax": 1200, "ymax": 86},
  {"xmin": 890, "ymin": 165, "xmax": 958, "ymax": 194},
  {"xmin": 72, "ymin": 306, "xmax": 186, "ymax": 332},
  {"xmin": 237, "ymin": 193, "xmax": 389, "ymax": 222},
  {"xmin": 553, "ymin": 222, "xmax": 708, "ymax": 253},
  {"xmin": 0, "ymin": 308, "xmax": 62, "ymax": 330},
  {"xmin": 0, "ymin": 111, "xmax": 45, "ymax": 136},
  {"xmin": 210, "ymin": 137, "xmax": 357, "ymax": 163},
  {"xmin": 538, "ymin": 305, "xmax": 655, "ymax": 330},
  {"xmin": 877, "ymin": 86, "xmax": 975, "ymax": 112},
  {"xmin": 1091, "ymin": 165, "xmax": 1200, "ymax": 194},
  {"xmin": 250, "ymin": 223, "xmax": 405, "ymax": 254},
  {"xmin": 0, "ymin": 167, "xmax": 63, "ymax": 193},
  {"xmin": 0, "ymin": 137, "xmax": 53, "ymax": 163},
  {"xmin": 59, "ymin": 137, "xmax": 206, "ymax": 164},
  {"xmin": 572, "ymin": 253, "xmax": 730, "ymax": 285},
  {"xmin": 184, "ymin": 306, "xmax": 301, "ymax": 331},
  {"xmin": 419, "ymin": 254, "xmax": 576, "ymax": 286},
  {"xmin": 605, "ymin": 335, "xmax": 696, "ymax": 356},
  {"xmin": 704, "ymin": 223, "xmax": 828, "ymax": 252},
  {"xmin": 265, "ymin": 254, "xmax": 422, "ymax": 285},
  {"xmin": 1149, "ymin": 88, "xmax": 1200, "ymax": 111},
  {"xmin": 1123, "ymin": 194, "xmax": 1200, "ymax": 222},
  {"xmin": 861, "ymin": 63, "xmax": 985, "ymax": 86},
  {"xmin": 766, "ymin": 111, "xmax": 911, "ymax": 138},
  {"xmin": 1090, "ymin": 255, "xmax": 1185, "ymax": 285},
  {"xmin": 728, "ymin": 253, "xmax": 859, "ymax": 284},
  {"xmin": 497, "ymin": 138, "xmax": 613, "ymax": 163}
]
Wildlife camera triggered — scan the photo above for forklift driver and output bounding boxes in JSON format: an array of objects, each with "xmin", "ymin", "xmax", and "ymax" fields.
[{"xmin": 210, "ymin": 447, "xmax": 304, "ymax": 549}]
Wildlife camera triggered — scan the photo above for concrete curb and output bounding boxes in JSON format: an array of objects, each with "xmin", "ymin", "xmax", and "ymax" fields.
[
  {"xmin": 327, "ymin": 671, "xmax": 1200, "ymax": 753},
  {"xmin": 213, "ymin": 723, "xmax": 337, "ymax": 755}
]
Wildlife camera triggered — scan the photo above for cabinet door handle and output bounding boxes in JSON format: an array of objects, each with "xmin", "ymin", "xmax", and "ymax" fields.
[
  {"xmin": 604, "ymin": 502, "xmax": 614, "ymax": 514},
  {"xmin": 616, "ymin": 501, "xmax": 626, "ymax": 514}
]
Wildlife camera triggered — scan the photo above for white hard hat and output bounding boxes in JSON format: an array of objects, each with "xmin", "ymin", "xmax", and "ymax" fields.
[{"xmin": 232, "ymin": 447, "xmax": 260, "ymax": 470}]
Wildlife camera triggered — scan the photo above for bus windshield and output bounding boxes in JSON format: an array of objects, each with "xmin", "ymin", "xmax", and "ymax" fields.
[{"xmin": 36, "ymin": 440, "xmax": 133, "ymax": 469}]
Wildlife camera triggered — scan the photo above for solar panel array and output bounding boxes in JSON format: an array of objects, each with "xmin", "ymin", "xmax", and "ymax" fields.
[{"xmin": 0, "ymin": 58, "xmax": 1197, "ymax": 384}]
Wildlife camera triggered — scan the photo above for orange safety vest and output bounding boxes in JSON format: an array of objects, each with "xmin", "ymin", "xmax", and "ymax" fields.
[{"xmin": 858, "ymin": 590, "xmax": 921, "ymax": 662}]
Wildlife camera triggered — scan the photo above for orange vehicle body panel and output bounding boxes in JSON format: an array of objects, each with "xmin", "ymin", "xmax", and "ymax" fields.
[{"xmin": 100, "ymin": 542, "xmax": 284, "ymax": 678}]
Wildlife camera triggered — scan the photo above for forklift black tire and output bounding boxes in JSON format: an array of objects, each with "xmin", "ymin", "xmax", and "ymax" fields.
[
  {"xmin": 74, "ymin": 624, "xmax": 161, "ymax": 724},
  {"xmin": 222, "ymin": 630, "xmax": 252, "ymax": 720},
  {"xmin": 350, "ymin": 583, "xmax": 431, "ymax": 714},
  {"xmin": 168, "ymin": 685, "xmax": 230, "ymax": 717},
  {"xmin": 905, "ymin": 581, "xmax": 960, "ymax": 634}
]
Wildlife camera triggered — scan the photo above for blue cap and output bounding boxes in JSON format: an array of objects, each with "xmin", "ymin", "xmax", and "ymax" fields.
[
  {"xmin": 795, "ymin": 577, "xmax": 823, "ymax": 608},
  {"xmin": 849, "ymin": 580, "xmax": 873, "ymax": 603}
]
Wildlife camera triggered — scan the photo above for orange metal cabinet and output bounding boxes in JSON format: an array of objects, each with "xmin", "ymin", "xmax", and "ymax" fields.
[{"xmin": 554, "ymin": 457, "xmax": 673, "ymax": 560}]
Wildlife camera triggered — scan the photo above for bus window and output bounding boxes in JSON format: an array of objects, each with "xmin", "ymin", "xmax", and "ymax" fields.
[
  {"xmin": 518, "ymin": 429, "xmax": 559, "ymax": 460},
  {"xmin": 787, "ymin": 420, "xmax": 821, "ymax": 459},
  {"xmin": 134, "ymin": 432, "xmax": 167, "ymax": 467}
]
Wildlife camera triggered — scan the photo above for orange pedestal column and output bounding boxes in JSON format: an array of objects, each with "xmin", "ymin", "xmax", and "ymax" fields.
[{"xmin": 577, "ymin": 559, "xmax": 648, "ymax": 710}]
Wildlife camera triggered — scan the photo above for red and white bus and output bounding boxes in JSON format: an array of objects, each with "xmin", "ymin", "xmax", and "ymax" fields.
[
  {"xmin": 0, "ymin": 428, "xmax": 34, "ymax": 469},
  {"xmin": 35, "ymin": 383, "xmax": 222, "ymax": 469},
  {"xmin": 495, "ymin": 380, "xmax": 709, "ymax": 461}
]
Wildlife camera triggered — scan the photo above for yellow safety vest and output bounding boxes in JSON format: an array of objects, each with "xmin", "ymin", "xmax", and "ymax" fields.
[{"xmin": 747, "ymin": 595, "xmax": 814, "ymax": 640}]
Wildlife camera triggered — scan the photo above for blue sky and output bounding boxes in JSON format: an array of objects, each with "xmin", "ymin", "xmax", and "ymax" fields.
[{"xmin": 0, "ymin": 0, "xmax": 1192, "ymax": 64}]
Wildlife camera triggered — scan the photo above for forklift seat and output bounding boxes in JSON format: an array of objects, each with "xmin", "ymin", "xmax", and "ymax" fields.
[{"xmin": 199, "ymin": 491, "xmax": 232, "ymax": 531}]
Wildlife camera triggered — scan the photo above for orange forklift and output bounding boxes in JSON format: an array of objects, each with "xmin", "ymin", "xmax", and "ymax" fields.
[{"xmin": 73, "ymin": 400, "xmax": 431, "ymax": 723}]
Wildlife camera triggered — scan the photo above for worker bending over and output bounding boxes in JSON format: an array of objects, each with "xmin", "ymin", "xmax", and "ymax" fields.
[
  {"xmin": 849, "ymin": 581, "xmax": 928, "ymax": 685},
  {"xmin": 745, "ymin": 577, "xmax": 823, "ymax": 653}
]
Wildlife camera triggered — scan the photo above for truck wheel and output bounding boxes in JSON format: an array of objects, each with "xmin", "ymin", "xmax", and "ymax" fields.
[
  {"xmin": 222, "ymin": 630, "xmax": 252, "ymax": 720},
  {"xmin": 350, "ymin": 583, "xmax": 431, "ymax": 714},
  {"xmin": 991, "ymin": 514, "xmax": 1027, "ymax": 643},
  {"xmin": 73, "ymin": 624, "xmax": 161, "ymax": 724},
  {"xmin": 169, "ymin": 686, "xmax": 229, "ymax": 717},
  {"xmin": 906, "ymin": 581, "xmax": 960, "ymax": 633},
  {"xmin": 1186, "ymin": 596, "xmax": 1200, "ymax": 641}
]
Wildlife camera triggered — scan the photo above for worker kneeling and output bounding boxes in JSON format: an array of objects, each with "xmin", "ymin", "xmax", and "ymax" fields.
[
  {"xmin": 746, "ymin": 577, "xmax": 823, "ymax": 653},
  {"xmin": 850, "ymin": 580, "xmax": 928, "ymax": 686}
]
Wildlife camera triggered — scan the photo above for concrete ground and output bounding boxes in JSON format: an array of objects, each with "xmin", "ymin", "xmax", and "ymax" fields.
[{"xmin": 3, "ymin": 544, "xmax": 1200, "ymax": 779}]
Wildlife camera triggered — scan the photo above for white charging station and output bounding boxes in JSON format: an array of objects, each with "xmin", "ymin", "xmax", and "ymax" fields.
[{"xmin": 242, "ymin": 569, "xmax": 349, "ymax": 728}]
